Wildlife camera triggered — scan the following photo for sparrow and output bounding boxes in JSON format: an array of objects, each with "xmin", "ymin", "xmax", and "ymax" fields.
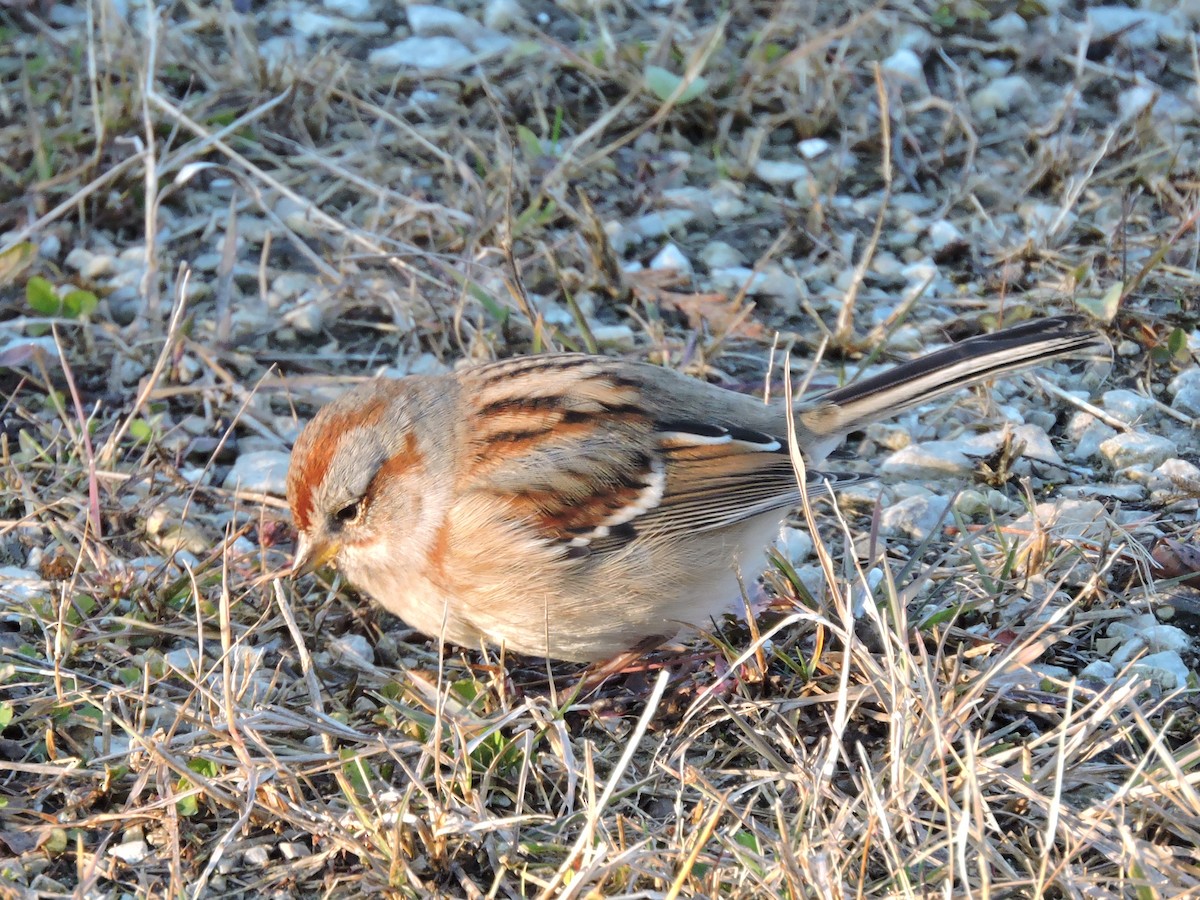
[{"xmin": 287, "ymin": 316, "xmax": 1101, "ymax": 662}]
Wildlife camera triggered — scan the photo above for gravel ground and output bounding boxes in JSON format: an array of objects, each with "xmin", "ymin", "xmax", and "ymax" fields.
[{"xmin": 1, "ymin": 0, "xmax": 1199, "ymax": 896}]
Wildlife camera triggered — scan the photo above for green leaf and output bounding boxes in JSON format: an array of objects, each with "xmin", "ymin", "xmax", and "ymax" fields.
[
  {"xmin": 1075, "ymin": 281, "xmax": 1122, "ymax": 324},
  {"xmin": 1167, "ymin": 327, "xmax": 1187, "ymax": 359},
  {"xmin": 0, "ymin": 241, "xmax": 36, "ymax": 287},
  {"xmin": 515, "ymin": 124, "xmax": 543, "ymax": 160},
  {"xmin": 176, "ymin": 791, "xmax": 198, "ymax": 817},
  {"xmin": 340, "ymin": 748, "xmax": 374, "ymax": 798},
  {"xmin": 761, "ymin": 42, "xmax": 785, "ymax": 63},
  {"xmin": 63, "ymin": 289, "xmax": 98, "ymax": 318},
  {"xmin": 0, "ymin": 701, "xmax": 12, "ymax": 728},
  {"xmin": 26, "ymin": 276, "xmax": 61, "ymax": 315},
  {"xmin": 128, "ymin": 419, "xmax": 154, "ymax": 444},
  {"xmin": 188, "ymin": 757, "xmax": 219, "ymax": 778},
  {"xmin": 644, "ymin": 65, "xmax": 709, "ymax": 104}
]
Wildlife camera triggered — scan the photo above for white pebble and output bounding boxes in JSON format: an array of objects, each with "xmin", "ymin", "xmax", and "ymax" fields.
[
  {"xmin": 776, "ymin": 526, "xmax": 813, "ymax": 563},
  {"xmin": 165, "ymin": 647, "xmax": 202, "ymax": 673},
  {"xmin": 1099, "ymin": 432, "xmax": 1178, "ymax": 471},
  {"xmin": 330, "ymin": 634, "xmax": 375, "ymax": 669},
  {"xmin": 753, "ymin": 159, "xmax": 810, "ymax": 185},
  {"xmin": 880, "ymin": 49, "xmax": 923, "ymax": 81},
  {"xmin": 0, "ymin": 566, "xmax": 50, "ymax": 602},
  {"xmin": 324, "ymin": 0, "xmax": 372, "ymax": 17},
  {"xmin": 1130, "ymin": 651, "xmax": 1191, "ymax": 690},
  {"xmin": 223, "ymin": 451, "xmax": 292, "ymax": 496},
  {"xmin": 1101, "ymin": 389, "xmax": 1155, "ymax": 423},
  {"xmin": 1168, "ymin": 368, "xmax": 1200, "ymax": 416},
  {"xmin": 797, "ymin": 138, "xmax": 830, "ymax": 159},
  {"xmin": 368, "ymin": 37, "xmax": 474, "ymax": 70},
  {"xmin": 590, "ymin": 324, "xmax": 636, "ymax": 350},
  {"xmin": 881, "ymin": 441, "xmax": 973, "ymax": 479},
  {"xmin": 989, "ymin": 10, "xmax": 1028, "ymax": 40},
  {"xmin": 649, "ymin": 242, "xmax": 692, "ymax": 275},
  {"xmin": 879, "ymin": 494, "xmax": 951, "ymax": 541},
  {"xmin": 971, "ymin": 75, "xmax": 1033, "ymax": 118},
  {"xmin": 1142, "ymin": 625, "xmax": 1191, "ymax": 654},
  {"xmin": 1080, "ymin": 660, "xmax": 1116, "ymax": 681},
  {"xmin": 699, "ymin": 240, "xmax": 745, "ymax": 270},
  {"xmin": 1118, "ymin": 85, "xmax": 1157, "ymax": 120},
  {"xmin": 109, "ymin": 841, "xmax": 150, "ymax": 864},
  {"xmin": 926, "ymin": 219, "xmax": 963, "ymax": 251},
  {"xmin": 484, "ymin": 0, "xmax": 525, "ymax": 30},
  {"xmin": 629, "ymin": 209, "xmax": 695, "ymax": 238},
  {"xmin": 1088, "ymin": 7, "xmax": 1181, "ymax": 49}
]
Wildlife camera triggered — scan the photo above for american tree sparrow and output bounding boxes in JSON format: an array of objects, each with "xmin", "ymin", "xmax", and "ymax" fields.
[{"xmin": 287, "ymin": 316, "xmax": 1100, "ymax": 661}]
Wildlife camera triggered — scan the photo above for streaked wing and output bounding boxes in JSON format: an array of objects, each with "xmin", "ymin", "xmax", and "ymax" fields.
[{"xmin": 457, "ymin": 356, "xmax": 837, "ymax": 556}]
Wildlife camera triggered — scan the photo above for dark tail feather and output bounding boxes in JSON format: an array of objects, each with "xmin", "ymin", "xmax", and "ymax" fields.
[{"xmin": 800, "ymin": 315, "xmax": 1104, "ymax": 442}]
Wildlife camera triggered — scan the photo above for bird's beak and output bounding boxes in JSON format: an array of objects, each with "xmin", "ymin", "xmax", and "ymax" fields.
[{"xmin": 291, "ymin": 534, "xmax": 340, "ymax": 578}]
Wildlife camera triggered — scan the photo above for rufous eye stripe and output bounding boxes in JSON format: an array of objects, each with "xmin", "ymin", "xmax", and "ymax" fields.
[
  {"xmin": 289, "ymin": 394, "xmax": 388, "ymax": 532},
  {"xmin": 362, "ymin": 432, "xmax": 421, "ymax": 512}
]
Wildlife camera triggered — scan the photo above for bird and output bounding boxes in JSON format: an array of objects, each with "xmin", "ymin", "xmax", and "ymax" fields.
[{"xmin": 286, "ymin": 315, "xmax": 1101, "ymax": 662}]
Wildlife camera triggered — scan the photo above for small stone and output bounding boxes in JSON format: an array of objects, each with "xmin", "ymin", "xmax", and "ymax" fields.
[
  {"xmin": 881, "ymin": 441, "xmax": 973, "ymax": 479},
  {"xmin": 629, "ymin": 209, "xmax": 695, "ymax": 238},
  {"xmin": 484, "ymin": 0, "xmax": 525, "ymax": 30},
  {"xmin": 1168, "ymin": 368, "xmax": 1200, "ymax": 416},
  {"xmin": 649, "ymin": 242, "xmax": 692, "ymax": 275},
  {"xmin": 989, "ymin": 10, "xmax": 1028, "ymax": 40},
  {"xmin": 1149, "ymin": 458, "xmax": 1200, "ymax": 503},
  {"xmin": 165, "ymin": 647, "xmax": 202, "ymax": 673},
  {"xmin": 1088, "ymin": 6, "xmax": 1181, "ymax": 49},
  {"xmin": 753, "ymin": 159, "xmax": 810, "ymax": 186},
  {"xmin": 242, "ymin": 845, "xmax": 272, "ymax": 867},
  {"xmin": 880, "ymin": 48, "xmax": 923, "ymax": 81},
  {"xmin": 279, "ymin": 841, "xmax": 312, "ymax": 860},
  {"xmin": 1019, "ymin": 201, "xmax": 1073, "ymax": 238},
  {"xmin": 275, "ymin": 198, "xmax": 321, "ymax": 238},
  {"xmin": 0, "ymin": 566, "xmax": 50, "ymax": 602},
  {"xmin": 1118, "ymin": 85, "xmax": 1157, "ymax": 120},
  {"xmin": 223, "ymin": 451, "xmax": 291, "ymax": 496},
  {"xmin": 1058, "ymin": 483, "xmax": 1145, "ymax": 502},
  {"xmin": 329, "ymin": 634, "xmax": 375, "ymax": 669},
  {"xmin": 865, "ymin": 422, "xmax": 910, "ymax": 451},
  {"xmin": 590, "ymin": 324, "xmax": 636, "ymax": 350},
  {"xmin": 926, "ymin": 219, "xmax": 963, "ymax": 251},
  {"xmin": 1107, "ymin": 613, "xmax": 1162, "ymax": 643},
  {"xmin": 709, "ymin": 266, "xmax": 768, "ymax": 294},
  {"xmin": 407, "ymin": 4, "xmax": 478, "ymax": 36},
  {"xmin": 1141, "ymin": 625, "xmax": 1191, "ymax": 654},
  {"xmin": 1101, "ymin": 389, "xmax": 1155, "ymax": 423},
  {"xmin": 1080, "ymin": 660, "xmax": 1116, "ymax": 681},
  {"xmin": 368, "ymin": 36, "xmax": 474, "ymax": 70},
  {"xmin": 279, "ymin": 295, "xmax": 322, "ymax": 335},
  {"xmin": 1070, "ymin": 418, "xmax": 1118, "ymax": 461},
  {"xmin": 291, "ymin": 11, "xmax": 386, "ymax": 37},
  {"xmin": 777, "ymin": 526, "xmax": 813, "ymax": 563},
  {"xmin": 797, "ymin": 138, "xmax": 830, "ymax": 159},
  {"xmin": 954, "ymin": 489, "xmax": 990, "ymax": 517},
  {"xmin": 971, "ymin": 75, "xmax": 1033, "ymax": 119},
  {"xmin": 324, "ymin": 0, "xmax": 372, "ymax": 17},
  {"xmin": 879, "ymin": 494, "xmax": 951, "ymax": 541},
  {"xmin": 1116, "ymin": 339, "xmax": 1141, "ymax": 357},
  {"xmin": 109, "ymin": 841, "xmax": 149, "ymax": 864},
  {"xmin": 1099, "ymin": 432, "xmax": 1177, "ymax": 471},
  {"xmin": 1130, "ymin": 651, "xmax": 1191, "ymax": 690},
  {"xmin": 699, "ymin": 240, "xmax": 745, "ymax": 270},
  {"xmin": 1011, "ymin": 499, "xmax": 1108, "ymax": 543}
]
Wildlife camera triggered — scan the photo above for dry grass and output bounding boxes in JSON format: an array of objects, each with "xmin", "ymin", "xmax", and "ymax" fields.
[{"xmin": 2, "ymin": 0, "xmax": 1199, "ymax": 897}]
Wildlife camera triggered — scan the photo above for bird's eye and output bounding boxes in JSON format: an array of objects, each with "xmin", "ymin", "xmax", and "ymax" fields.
[{"xmin": 333, "ymin": 502, "xmax": 359, "ymax": 525}]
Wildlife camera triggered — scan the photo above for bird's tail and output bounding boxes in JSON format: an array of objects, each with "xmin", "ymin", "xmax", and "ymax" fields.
[{"xmin": 798, "ymin": 315, "xmax": 1105, "ymax": 457}]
